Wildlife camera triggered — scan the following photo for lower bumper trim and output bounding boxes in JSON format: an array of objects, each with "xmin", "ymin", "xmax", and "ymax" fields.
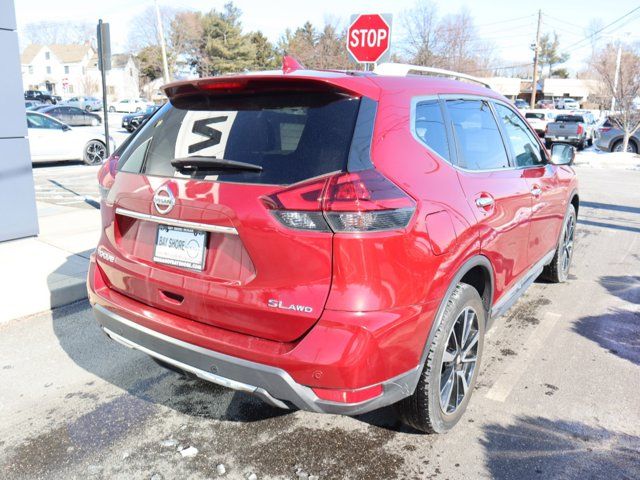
[{"xmin": 93, "ymin": 303, "xmax": 421, "ymax": 415}]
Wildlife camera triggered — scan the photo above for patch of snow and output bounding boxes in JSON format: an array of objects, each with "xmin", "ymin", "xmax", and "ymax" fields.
[
  {"xmin": 573, "ymin": 148, "xmax": 640, "ymax": 171},
  {"xmin": 179, "ymin": 446, "xmax": 199, "ymax": 458}
]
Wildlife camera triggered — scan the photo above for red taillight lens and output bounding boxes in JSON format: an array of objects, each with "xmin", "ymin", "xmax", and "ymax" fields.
[
  {"xmin": 262, "ymin": 169, "xmax": 416, "ymax": 233},
  {"xmin": 97, "ymin": 154, "xmax": 119, "ymax": 203},
  {"xmin": 323, "ymin": 170, "xmax": 416, "ymax": 232},
  {"xmin": 576, "ymin": 124, "xmax": 584, "ymax": 135}
]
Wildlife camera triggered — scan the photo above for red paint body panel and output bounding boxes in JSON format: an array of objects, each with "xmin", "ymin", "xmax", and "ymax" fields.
[{"xmin": 89, "ymin": 69, "xmax": 578, "ymax": 398}]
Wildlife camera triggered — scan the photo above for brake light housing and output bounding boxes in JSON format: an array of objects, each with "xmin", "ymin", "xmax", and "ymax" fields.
[
  {"xmin": 262, "ymin": 169, "xmax": 416, "ymax": 233},
  {"xmin": 97, "ymin": 153, "xmax": 119, "ymax": 203},
  {"xmin": 576, "ymin": 124, "xmax": 584, "ymax": 135}
]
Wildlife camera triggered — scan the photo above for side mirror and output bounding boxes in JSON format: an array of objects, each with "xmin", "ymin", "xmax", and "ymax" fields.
[
  {"xmin": 550, "ymin": 143, "xmax": 575, "ymax": 166},
  {"xmin": 61, "ymin": 124, "xmax": 71, "ymax": 131}
]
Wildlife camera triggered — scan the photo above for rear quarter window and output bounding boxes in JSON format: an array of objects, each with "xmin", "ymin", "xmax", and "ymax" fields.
[{"xmin": 414, "ymin": 99, "xmax": 450, "ymax": 161}]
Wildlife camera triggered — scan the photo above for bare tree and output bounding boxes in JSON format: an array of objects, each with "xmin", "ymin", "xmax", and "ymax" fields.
[
  {"xmin": 400, "ymin": 0, "xmax": 440, "ymax": 66},
  {"xmin": 593, "ymin": 43, "xmax": 640, "ymax": 152},
  {"xmin": 22, "ymin": 21, "xmax": 94, "ymax": 46},
  {"xmin": 79, "ymin": 73, "xmax": 99, "ymax": 96},
  {"xmin": 399, "ymin": 2, "xmax": 497, "ymax": 74}
]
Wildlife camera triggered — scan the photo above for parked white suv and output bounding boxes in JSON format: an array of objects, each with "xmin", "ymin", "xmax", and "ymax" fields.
[{"xmin": 108, "ymin": 98, "xmax": 149, "ymax": 113}]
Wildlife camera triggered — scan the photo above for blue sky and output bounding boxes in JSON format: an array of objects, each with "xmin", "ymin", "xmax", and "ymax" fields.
[{"xmin": 14, "ymin": 0, "xmax": 640, "ymax": 73}]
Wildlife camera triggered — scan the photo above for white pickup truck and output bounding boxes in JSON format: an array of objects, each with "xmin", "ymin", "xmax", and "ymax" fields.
[{"xmin": 544, "ymin": 112, "xmax": 597, "ymax": 150}]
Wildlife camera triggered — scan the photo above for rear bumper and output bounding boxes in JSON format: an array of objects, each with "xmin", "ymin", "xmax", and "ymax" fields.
[
  {"xmin": 545, "ymin": 136, "xmax": 582, "ymax": 145},
  {"xmin": 88, "ymin": 257, "xmax": 427, "ymax": 415}
]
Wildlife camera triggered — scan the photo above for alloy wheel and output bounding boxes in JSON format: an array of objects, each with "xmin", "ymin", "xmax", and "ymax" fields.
[
  {"xmin": 439, "ymin": 307, "xmax": 479, "ymax": 415},
  {"xmin": 85, "ymin": 141, "xmax": 106, "ymax": 165},
  {"xmin": 562, "ymin": 214, "xmax": 575, "ymax": 273}
]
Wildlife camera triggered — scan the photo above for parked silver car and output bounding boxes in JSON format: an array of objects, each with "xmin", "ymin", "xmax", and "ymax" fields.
[
  {"xmin": 63, "ymin": 96, "xmax": 103, "ymax": 112},
  {"xmin": 595, "ymin": 118, "xmax": 639, "ymax": 153}
]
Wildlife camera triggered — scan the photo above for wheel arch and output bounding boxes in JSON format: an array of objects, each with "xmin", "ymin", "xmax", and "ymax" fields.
[{"xmin": 418, "ymin": 255, "xmax": 494, "ymax": 369}]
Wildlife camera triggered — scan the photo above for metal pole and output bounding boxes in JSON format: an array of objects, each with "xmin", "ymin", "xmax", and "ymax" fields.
[
  {"xmin": 98, "ymin": 19, "xmax": 110, "ymax": 157},
  {"xmin": 611, "ymin": 42, "xmax": 622, "ymax": 111},
  {"xmin": 155, "ymin": 0, "xmax": 170, "ymax": 83},
  {"xmin": 530, "ymin": 9, "xmax": 542, "ymax": 108}
]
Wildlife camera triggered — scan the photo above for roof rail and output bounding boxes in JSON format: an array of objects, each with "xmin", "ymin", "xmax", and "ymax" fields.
[{"xmin": 374, "ymin": 63, "xmax": 492, "ymax": 89}]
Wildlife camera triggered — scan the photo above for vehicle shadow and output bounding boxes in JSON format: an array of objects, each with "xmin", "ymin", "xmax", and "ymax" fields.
[
  {"xmin": 572, "ymin": 309, "xmax": 640, "ymax": 366},
  {"xmin": 47, "ymin": 253, "xmax": 292, "ymax": 426},
  {"xmin": 480, "ymin": 416, "xmax": 640, "ymax": 480}
]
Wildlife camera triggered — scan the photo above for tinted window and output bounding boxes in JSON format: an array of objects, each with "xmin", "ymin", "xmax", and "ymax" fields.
[
  {"xmin": 446, "ymin": 99, "xmax": 509, "ymax": 170},
  {"xmin": 27, "ymin": 113, "xmax": 63, "ymax": 129},
  {"xmin": 119, "ymin": 93, "xmax": 361, "ymax": 185},
  {"xmin": 414, "ymin": 100, "xmax": 449, "ymax": 161},
  {"xmin": 525, "ymin": 113, "xmax": 545, "ymax": 120},
  {"xmin": 556, "ymin": 115, "xmax": 583, "ymax": 123},
  {"xmin": 494, "ymin": 104, "xmax": 544, "ymax": 167}
]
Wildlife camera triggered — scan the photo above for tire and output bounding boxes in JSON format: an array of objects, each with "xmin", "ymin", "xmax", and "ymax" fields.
[
  {"xmin": 108, "ymin": 106, "xmax": 116, "ymax": 113},
  {"xmin": 587, "ymin": 135, "xmax": 593, "ymax": 147},
  {"xmin": 542, "ymin": 204, "xmax": 576, "ymax": 283},
  {"xmin": 83, "ymin": 140, "xmax": 106, "ymax": 165},
  {"xmin": 577, "ymin": 140, "xmax": 585, "ymax": 151},
  {"xmin": 395, "ymin": 283, "xmax": 485, "ymax": 433},
  {"xmin": 612, "ymin": 139, "xmax": 638, "ymax": 153}
]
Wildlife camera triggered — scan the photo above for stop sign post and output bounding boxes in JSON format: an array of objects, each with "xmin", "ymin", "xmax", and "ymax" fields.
[{"xmin": 347, "ymin": 13, "xmax": 392, "ymax": 66}]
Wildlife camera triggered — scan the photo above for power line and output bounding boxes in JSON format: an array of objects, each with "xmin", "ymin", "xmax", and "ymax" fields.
[{"xmin": 562, "ymin": 6, "xmax": 640, "ymax": 53}]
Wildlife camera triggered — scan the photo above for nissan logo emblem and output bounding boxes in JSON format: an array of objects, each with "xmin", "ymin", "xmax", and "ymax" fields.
[{"xmin": 153, "ymin": 185, "xmax": 175, "ymax": 214}]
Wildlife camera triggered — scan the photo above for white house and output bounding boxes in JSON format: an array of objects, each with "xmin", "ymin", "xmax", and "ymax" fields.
[
  {"xmin": 21, "ymin": 44, "xmax": 94, "ymax": 96},
  {"xmin": 21, "ymin": 44, "xmax": 140, "ymax": 101}
]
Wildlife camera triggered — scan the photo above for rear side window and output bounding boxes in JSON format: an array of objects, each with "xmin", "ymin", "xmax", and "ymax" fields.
[
  {"xmin": 118, "ymin": 92, "xmax": 360, "ymax": 185},
  {"xmin": 494, "ymin": 104, "xmax": 544, "ymax": 168},
  {"xmin": 525, "ymin": 113, "xmax": 545, "ymax": 120},
  {"xmin": 414, "ymin": 100, "xmax": 449, "ymax": 161},
  {"xmin": 445, "ymin": 99, "xmax": 509, "ymax": 170}
]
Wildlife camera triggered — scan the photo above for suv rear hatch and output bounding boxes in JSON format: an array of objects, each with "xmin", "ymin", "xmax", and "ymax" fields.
[{"xmin": 98, "ymin": 75, "xmax": 381, "ymax": 343}]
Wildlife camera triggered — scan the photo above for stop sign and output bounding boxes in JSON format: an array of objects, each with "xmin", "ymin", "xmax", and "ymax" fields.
[{"xmin": 347, "ymin": 14, "xmax": 391, "ymax": 64}]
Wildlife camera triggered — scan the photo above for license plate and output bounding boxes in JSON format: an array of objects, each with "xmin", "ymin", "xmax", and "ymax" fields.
[{"xmin": 154, "ymin": 225, "xmax": 207, "ymax": 271}]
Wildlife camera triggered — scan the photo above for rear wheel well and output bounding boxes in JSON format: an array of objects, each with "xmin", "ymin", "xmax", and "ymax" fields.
[
  {"xmin": 460, "ymin": 265, "xmax": 492, "ymax": 313},
  {"xmin": 571, "ymin": 193, "xmax": 579, "ymax": 218}
]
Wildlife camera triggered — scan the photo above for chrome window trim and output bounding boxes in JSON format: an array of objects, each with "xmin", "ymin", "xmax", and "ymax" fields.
[
  {"xmin": 410, "ymin": 93, "xmax": 551, "ymax": 174},
  {"xmin": 115, "ymin": 207, "xmax": 239, "ymax": 235}
]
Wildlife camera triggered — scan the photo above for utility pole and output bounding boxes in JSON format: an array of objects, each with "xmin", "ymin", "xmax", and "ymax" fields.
[
  {"xmin": 611, "ymin": 41, "xmax": 622, "ymax": 111},
  {"xmin": 530, "ymin": 9, "xmax": 542, "ymax": 108},
  {"xmin": 155, "ymin": 0, "xmax": 170, "ymax": 83}
]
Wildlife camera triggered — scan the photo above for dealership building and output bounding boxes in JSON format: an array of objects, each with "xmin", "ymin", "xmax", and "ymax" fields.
[{"xmin": 0, "ymin": 0, "xmax": 38, "ymax": 242}]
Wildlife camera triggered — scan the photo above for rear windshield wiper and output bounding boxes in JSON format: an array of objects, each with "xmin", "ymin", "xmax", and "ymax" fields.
[{"xmin": 171, "ymin": 156, "xmax": 263, "ymax": 174}]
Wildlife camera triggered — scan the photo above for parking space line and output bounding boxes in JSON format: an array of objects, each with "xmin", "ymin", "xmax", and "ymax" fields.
[{"xmin": 485, "ymin": 312, "xmax": 562, "ymax": 403}]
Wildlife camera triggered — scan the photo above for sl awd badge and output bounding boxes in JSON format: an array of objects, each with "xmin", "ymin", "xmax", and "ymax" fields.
[{"xmin": 268, "ymin": 299, "xmax": 313, "ymax": 313}]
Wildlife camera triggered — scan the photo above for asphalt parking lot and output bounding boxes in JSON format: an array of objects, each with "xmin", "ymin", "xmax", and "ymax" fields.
[{"xmin": 1, "ymin": 167, "xmax": 639, "ymax": 480}]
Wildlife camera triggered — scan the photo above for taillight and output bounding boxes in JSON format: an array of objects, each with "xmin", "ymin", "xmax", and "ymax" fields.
[
  {"xmin": 97, "ymin": 153, "xmax": 119, "ymax": 203},
  {"xmin": 600, "ymin": 127, "xmax": 612, "ymax": 133},
  {"xmin": 262, "ymin": 170, "xmax": 416, "ymax": 233},
  {"xmin": 576, "ymin": 124, "xmax": 584, "ymax": 135},
  {"xmin": 323, "ymin": 170, "xmax": 416, "ymax": 232}
]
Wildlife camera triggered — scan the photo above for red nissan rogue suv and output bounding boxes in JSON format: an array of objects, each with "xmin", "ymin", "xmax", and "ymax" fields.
[{"xmin": 88, "ymin": 59, "xmax": 578, "ymax": 433}]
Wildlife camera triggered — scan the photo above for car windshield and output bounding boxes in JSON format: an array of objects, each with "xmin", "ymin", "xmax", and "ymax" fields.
[
  {"xmin": 525, "ymin": 113, "xmax": 545, "ymax": 120},
  {"xmin": 556, "ymin": 115, "xmax": 583, "ymax": 122}
]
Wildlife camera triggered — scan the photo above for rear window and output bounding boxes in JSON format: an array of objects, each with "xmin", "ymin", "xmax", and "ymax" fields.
[
  {"xmin": 118, "ymin": 92, "xmax": 361, "ymax": 185},
  {"xmin": 556, "ymin": 115, "xmax": 583, "ymax": 123},
  {"xmin": 525, "ymin": 113, "xmax": 545, "ymax": 120}
]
